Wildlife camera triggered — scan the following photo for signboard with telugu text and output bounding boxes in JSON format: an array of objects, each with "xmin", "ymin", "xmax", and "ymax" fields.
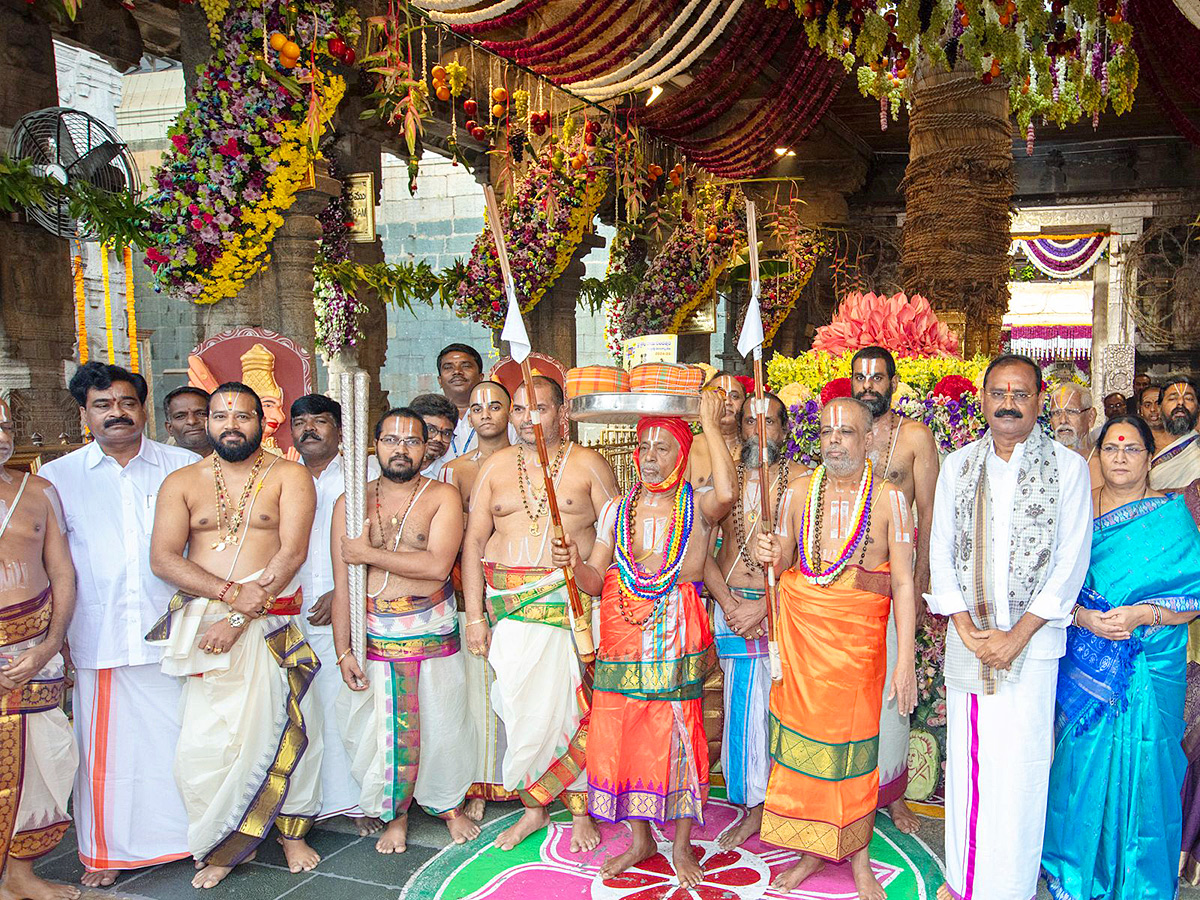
[
  {"xmin": 623, "ymin": 334, "xmax": 678, "ymax": 368},
  {"xmin": 346, "ymin": 172, "xmax": 376, "ymax": 243}
]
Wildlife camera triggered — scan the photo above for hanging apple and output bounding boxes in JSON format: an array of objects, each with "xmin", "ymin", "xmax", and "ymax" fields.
[
  {"xmin": 328, "ymin": 36, "xmax": 345, "ymax": 57},
  {"xmin": 463, "ymin": 98, "xmax": 478, "ymax": 117}
]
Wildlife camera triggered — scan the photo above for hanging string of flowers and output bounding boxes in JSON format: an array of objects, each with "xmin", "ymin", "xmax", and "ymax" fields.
[
  {"xmin": 454, "ymin": 119, "xmax": 612, "ymax": 329},
  {"xmin": 313, "ymin": 158, "xmax": 365, "ymax": 356},
  {"xmin": 143, "ymin": 0, "xmax": 348, "ymax": 305}
]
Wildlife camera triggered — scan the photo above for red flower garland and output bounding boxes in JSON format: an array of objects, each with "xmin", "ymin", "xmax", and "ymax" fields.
[
  {"xmin": 820, "ymin": 378, "xmax": 853, "ymax": 406},
  {"xmin": 519, "ymin": 0, "xmax": 640, "ymax": 71},
  {"xmin": 481, "ymin": 0, "xmax": 609, "ymax": 53},
  {"xmin": 1129, "ymin": 0, "xmax": 1200, "ymax": 146},
  {"xmin": 932, "ymin": 375, "xmax": 978, "ymax": 403},
  {"xmin": 449, "ymin": 0, "xmax": 553, "ymax": 35},
  {"xmin": 558, "ymin": 0, "xmax": 683, "ymax": 83}
]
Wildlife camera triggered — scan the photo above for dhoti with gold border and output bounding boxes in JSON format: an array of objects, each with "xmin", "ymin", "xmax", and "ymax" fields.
[
  {"xmin": 761, "ymin": 564, "xmax": 891, "ymax": 862},
  {"xmin": 0, "ymin": 587, "xmax": 78, "ymax": 874},
  {"xmin": 587, "ymin": 571, "xmax": 715, "ymax": 825},
  {"xmin": 484, "ymin": 561, "xmax": 592, "ymax": 815},
  {"xmin": 146, "ymin": 580, "xmax": 321, "ymax": 866},
  {"xmin": 338, "ymin": 580, "xmax": 474, "ymax": 821}
]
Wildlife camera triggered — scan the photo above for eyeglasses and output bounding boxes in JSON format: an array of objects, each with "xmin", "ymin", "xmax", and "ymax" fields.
[
  {"xmin": 377, "ymin": 435, "xmax": 423, "ymax": 448},
  {"xmin": 985, "ymin": 389, "xmax": 1034, "ymax": 403},
  {"xmin": 1049, "ymin": 407, "xmax": 1087, "ymax": 418},
  {"xmin": 424, "ymin": 426, "xmax": 455, "ymax": 440},
  {"xmin": 1099, "ymin": 444, "xmax": 1147, "ymax": 456}
]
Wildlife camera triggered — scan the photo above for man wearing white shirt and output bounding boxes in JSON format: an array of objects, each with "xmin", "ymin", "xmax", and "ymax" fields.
[
  {"xmin": 437, "ymin": 343, "xmax": 485, "ymax": 459},
  {"xmin": 289, "ymin": 394, "xmax": 381, "ymax": 832},
  {"xmin": 39, "ymin": 362, "xmax": 196, "ymax": 888},
  {"xmin": 926, "ymin": 354, "xmax": 1091, "ymax": 900}
]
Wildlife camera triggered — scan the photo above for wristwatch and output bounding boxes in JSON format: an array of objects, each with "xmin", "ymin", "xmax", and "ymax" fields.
[{"xmin": 227, "ymin": 612, "xmax": 248, "ymax": 628}]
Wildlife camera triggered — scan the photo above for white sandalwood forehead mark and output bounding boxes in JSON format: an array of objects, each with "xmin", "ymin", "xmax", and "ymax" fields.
[
  {"xmin": 211, "ymin": 390, "xmax": 256, "ymax": 416},
  {"xmin": 854, "ymin": 358, "xmax": 884, "ymax": 378},
  {"xmin": 385, "ymin": 416, "xmax": 421, "ymax": 439},
  {"xmin": 827, "ymin": 404, "xmax": 846, "ymax": 430},
  {"xmin": 889, "ymin": 490, "xmax": 913, "ymax": 543},
  {"xmin": 471, "ymin": 384, "xmax": 508, "ymax": 408},
  {"xmin": 0, "ymin": 398, "xmax": 10, "ymax": 423}
]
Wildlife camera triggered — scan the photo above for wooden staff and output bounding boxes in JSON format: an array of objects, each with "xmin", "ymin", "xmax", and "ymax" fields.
[
  {"xmin": 483, "ymin": 186, "xmax": 595, "ymax": 663},
  {"xmin": 746, "ymin": 200, "xmax": 782, "ymax": 681}
]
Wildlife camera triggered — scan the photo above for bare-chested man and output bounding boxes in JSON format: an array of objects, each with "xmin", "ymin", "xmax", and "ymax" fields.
[
  {"xmin": 462, "ymin": 376, "xmax": 619, "ymax": 853},
  {"xmin": 148, "ymin": 383, "xmax": 320, "ymax": 890},
  {"xmin": 553, "ymin": 391, "xmax": 734, "ymax": 888},
  {"xmin": 1048, "ymin": 382, "xmax": 1102, "ymax": 487},
  {"xmin": 704, "ymin": 393, "xmax": 802, "ymax": 850},
  {"xmin": 689, "ymin": 373, "xmax": 748, "ymax": 488},
  {"xmin": 0, "ymin": 396, "xmax": 80, "ymax": 900},
  {"xmin": 440, "ymin": 381, "xmax": 515, "ymax": 820},
  {"xmin": 850, "ymin": 346, "xmax": 938, "ymax": 834},
  {"xmin": 331, "ymin": 407, "xmax": 480, "ymax": 855},
  {"xmin": 755, "ymin": 397, "xmax": 918, "ymax": 899}
]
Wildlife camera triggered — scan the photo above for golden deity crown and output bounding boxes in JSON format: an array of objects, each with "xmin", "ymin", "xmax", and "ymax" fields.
[{"xmin": 240, "ymin": 343, "xmax": 282, "ymax": 399}]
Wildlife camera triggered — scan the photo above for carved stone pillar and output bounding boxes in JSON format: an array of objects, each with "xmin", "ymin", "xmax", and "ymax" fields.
[
  {"xmin": 900, "ymin": 64, "xmax": 1013, "ymax": 357},
  {"xmin": 0, "ymin": 0, "xmax": 79, "ymax": 443}
]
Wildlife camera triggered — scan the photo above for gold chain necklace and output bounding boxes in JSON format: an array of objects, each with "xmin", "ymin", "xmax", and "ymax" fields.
[
  {"xmin": 211, "ymin": 453, "xmax": 265, "ymax": 552},
  {"xmin": 374, "ymin": 479, "xmax": 422, "ymax": 549},
  {"xmin": 517, "ymin": 440, "xmax": 567, "ymax": 536}
]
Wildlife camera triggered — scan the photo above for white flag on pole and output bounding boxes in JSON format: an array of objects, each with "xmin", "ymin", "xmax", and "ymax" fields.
[
  {"xmin": 499, "ymin": 277, "xmax": 531, "ymax": 363},
  {"xmin": 737, "ymin": 280, "xmax": 765, "ymax": 359}
]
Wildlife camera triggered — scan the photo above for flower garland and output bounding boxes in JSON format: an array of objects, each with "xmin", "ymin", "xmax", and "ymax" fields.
[
  {"xmin": 796, "ymin": 462, "xmax": 874, "ymax": 584},
  {"xmin": 734, "ymin": 235, "xmax": 826, "ymax": 345},
  {"xmin": 446, "ymin": 0, "xmax": 553, "ymax": 34},
  {"xmin": 619, "ymin": 186, "xmax": 742, "ymax": 339},
  {"xmin": 313, "ymin": 159, "xmax": 365, "ymax": 356},
  {"xmin": 124, "ymin": 244, "xmax": 139, "ymax": 373},
  {"xmin": 601, "ymin": 226, "xmax": 648, "ymax": 366},
  {"xmin": 72, "ymin": 242, "xmax": 89, "ymax": 364},
  {"xmin": 453, "ymin": 125, "xmax": 611, "ymax": 329},
  {"xmin": 1015, "ymin": 234, "xmax": 1108, "ymax": 278},
  {"xmin": 552, "ymin": 0, "xmax": 683, "ymax": 83},
  {"xmin": 144, "ymin": 0, "xmax": 346, "ymax": 305},
  {"xmin": 612, "ymin": 482, "xmax": 695, "ymax": 628}
]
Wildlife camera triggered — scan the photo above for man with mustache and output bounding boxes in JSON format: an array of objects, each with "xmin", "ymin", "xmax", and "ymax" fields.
[
  {"xmin": 410, "ymin": 394, "xmax": 459, "ymax": 479},
  {"xmin": 40, "ymin": 362, "xmax": 194, "ymax": 887},
  {"xmin": 704, "ymin": 393, "xmax": 798, "ymax": 849},
  {"xmin": 553, "ymin": 392, "xmax": 734, "ymax": 888},
  {"xmin": 436, "ymin": 343, "xmax": 489, "ymax": 459},
  {"xmin": 147, "ymin": 383, "xmax": 321, "ymax": 889},
  {"xmin": 1149, "ymin": 376, "xmax": 1200, "ymax": 493},
  {"xmin": 1048, "ymin": 382, "xmax": 1101, "ymax": 487},
  {"xmin": 288, "ymin": 394, "xmax": 380, "ymax": 834},
  {"xmin": 461, "ymin": 376, "xmax": 619, "ymax": 854},
  {"xmin": 927, "ymin": 354, "xmax": 1092, "ymax": 900},
  {"xmin": 163, "ymin": 386, "xmax": 212, "ymax": 458},
  {"xmin": 0, "ymin": 394, "xmax": 80, "ymax": 900},
  {"xmin": 440, "ymin": 380, "xmax": 516, "ymax": 820},
  {"xmin": 752, "ymin": 397, "xmax": 917, "ymax": 899},
  {"xmin": 1137, "ymin": 384, "xmax": 1171, "ymax": 452},
  {"xmin": 849, "ymin": 346, "xmax": 940, "ymax": 834},
  {"xmin": 332, "ymin": 408, "xmax": 479, "ymax": 854}
]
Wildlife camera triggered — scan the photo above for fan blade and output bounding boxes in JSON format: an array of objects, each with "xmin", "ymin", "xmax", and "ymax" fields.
[
  {"xmin": 56, "ymin": 117, "xmax": 81, "ymax": 168},
  {"xmin": 69, "ymin": 141, "xmax": 126, "ymax": 192}
]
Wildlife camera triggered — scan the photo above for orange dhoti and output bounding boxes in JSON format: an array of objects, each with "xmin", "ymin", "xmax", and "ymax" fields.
[
  {"xmin": 587, "ymin": 571, "xmax": 716, "ymax": 824},
  {"xmin": 760, "ymin": 564, "xmax": 891, "ymax": 862}
]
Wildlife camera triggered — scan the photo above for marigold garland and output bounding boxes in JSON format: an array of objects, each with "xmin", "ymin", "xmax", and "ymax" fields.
[
  {"xmin": 123, "ymin": 244, "xmax": 139, "ymax": 372},
  {"xmin": 100, "ymin": 243, "xmax": 115, "ymax": 364},
  {"xmin": 72, "ymin": 242, "xmax": 89, "ymax": 365}
]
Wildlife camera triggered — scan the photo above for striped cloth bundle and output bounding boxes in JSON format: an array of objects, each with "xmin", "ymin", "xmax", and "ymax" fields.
[
  {"xmin": 565, "ymin": 365, "xmax": 630, "ymax": 399},
  {"xmin": 629, "ymin": 363, "xmax": 705, "ymax": 396}
]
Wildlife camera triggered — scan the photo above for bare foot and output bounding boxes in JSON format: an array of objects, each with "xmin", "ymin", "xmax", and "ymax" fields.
[
  {"xmin": 191, "ymin": 865, "xmax": 234, "ymax": 890},
  {"xmin": 850, "ymin": 849, "xmax": 886, "ymax": 900},
  {"xmin": 886, "ymin": 798, "xmax": 921, "ymax": 835},
  {"xmin": 352, "ymin": 816, "xmax": 385, "ymax": 837},
  {"xmin": 570, "ymin": 814, "xmax": 601, "ymax": 853},
  {"xmin": 279, "ymin": 837, "xmax": 320, "ymax": 873},
  {"xmin": 2, "ymin": 859, "xmax": 81, "ymax": 900},
  {"xmin": 936, "ymin": 886, "xmax": 955, "ymax": 900},
  {"xmin": 376, "ymin": 815, "xmax": 408, "ymax": 854},
  {"xmin": 495, "ymin": 807, "xmax": 549, "ymax": 851},
  {"xmin": 598, "ymin": 827, "xmax": 656, "ymax": 880},
  {"xmin": 673, "ymin": 843, "xmax": 704, "ymax": 890},
  {"xmin": 79, "ymin": 870, "xmax": 116, "ymax": 888},
  {"xmin": 718, "ymin": 805, "xmax": 764, "ymax": 849},
  {"xmin": 465, "ymin": 798, "xmax": 486, "ymax": 822},
  {"xmin": 771, "ymin": 855, "xmax": 824, "ymax": 892},
  {"xmin": 446, "ymin": 812, "xmax": 481, "ymax": 844}
]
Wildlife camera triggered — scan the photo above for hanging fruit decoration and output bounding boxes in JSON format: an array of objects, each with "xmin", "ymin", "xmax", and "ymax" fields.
[
  {"xmin": 491, "ymin": 86, "xmax": 509, "ymax": 122},
  {"xmin": 530, "ymin": 110, "xmax": 551, "ymax": 136},
  {"xmin": 270, "ymin": 33, "xmax": 302, "ymax": 68}
]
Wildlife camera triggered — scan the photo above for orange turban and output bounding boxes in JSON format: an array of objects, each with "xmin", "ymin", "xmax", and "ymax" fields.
[{"xmin": 635, "ymin": 417, "xmax": 693, "ymax": 493}]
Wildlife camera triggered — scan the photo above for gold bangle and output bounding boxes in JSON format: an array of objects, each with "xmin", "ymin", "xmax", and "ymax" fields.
[
  {"xmin": 466, "ymin": 617, "xmax": 487, "ymax": 627},
  {"xmin": 335, "ymin": 648, "xmax": 353, "ymax": 665}
]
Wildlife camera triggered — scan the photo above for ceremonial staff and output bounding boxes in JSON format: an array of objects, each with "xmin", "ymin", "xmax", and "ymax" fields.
[
  {"xmin": 483, "ymin": 185, "xmax": 595, "ymax": 663},
  {"xmin": 739, "ymin": 199, "xmax": 782, "ymax": 681},
  {"xmin": 339, "ymin": 368, "xmax": 369, "ymax": 665}
]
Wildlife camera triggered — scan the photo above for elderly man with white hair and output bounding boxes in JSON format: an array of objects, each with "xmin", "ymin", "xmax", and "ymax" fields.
[{"xmin": 1048, "ymin": 381, "xmax": 1101, "ymax": 487}]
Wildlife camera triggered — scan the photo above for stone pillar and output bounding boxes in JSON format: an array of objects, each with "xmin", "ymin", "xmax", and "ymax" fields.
[
  {"xmin": 0, "ymin": 0, "xmax": 80, "ymax": 443},
  {"xmin": 900, "ymin": 65, "xmax": 1013, "ymax": 357}
]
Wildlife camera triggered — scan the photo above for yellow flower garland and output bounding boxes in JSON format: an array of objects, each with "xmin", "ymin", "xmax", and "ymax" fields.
[
  {"xmin": 192, "ymin": 73, "xmax": 345, "ymax": 306},
  {"xmin": 101, "ymin": 242, "xmax": 115, "ymax": 364},
  {"xmin": 73, "ymin": 241, "xmax": 89, "ymax": 364},
  {"xmin": 667, "ymin": 247, "xmax": 735, "ymax": 334},
  {"xmin": 124, "ymin": 244, "xmax": 139, "ymax": 373},
  {"xmin": 522, "ymin": 169, "xmax": 610, "ymax": 314}
]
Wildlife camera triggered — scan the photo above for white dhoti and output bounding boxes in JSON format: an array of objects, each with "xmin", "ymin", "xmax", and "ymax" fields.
[
  {"xmin": 299, "ymin": 624, "xmax": 365, "ymax": 819},
  {"xmin": 484, "ymin": 563, "xmax": 588, "ymax": 812},
  {"xmin": 147, "ymin": 583, "xmax": 322, "ymax": 866},
  {"xmin": 458, "ymin": 611, "xmax": 515, "ymax": 802},
  {"xmin": 72, "ymin": 664, "xmax": 190, "ymax": 871},
  {"xmin": 337, "ymin": 581, "xmax": 473, "ymax": 821},
  {"xmin": 713, "ymin": 597, "xmax": 771, "ymax": 809},
  {"xmin": 1, "ymin": 589, "xmax": 80, "ymax": 868},
  {"xmin": 877, "ymin": 615, "xmax": 912, "ymax": 808},
  {"xmin": 943, "ymin": 657, "xmax": 1057, "ymax": 900}
]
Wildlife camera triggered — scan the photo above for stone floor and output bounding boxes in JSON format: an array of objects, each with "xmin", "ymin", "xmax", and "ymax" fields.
[{"xmin": 32, "ymin": 805, "xmax": 1200, "ymax": 900}]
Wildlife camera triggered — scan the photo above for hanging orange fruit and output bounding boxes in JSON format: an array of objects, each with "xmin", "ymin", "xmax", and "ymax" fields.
[
  {"xmin": 492, "ymin": 103, "xmax": 506, "ymax": 119},
  {"xmin": 492, "ymin": 87, "xmax": 508, "ymax": 103},
  {"xmin": 432, "ymin": 64, "xmax": 447, "ymax": 82},
  {"xmin": 281, "ymin": 40, "xmax": 301, "ymax": 60},
  {"xmin": 437, "ymin": 85, "xmax": 451, "ymax": 101},
  {"xmin": 269, "ymin": 32, "xmax": 287, "ymax": 51}
]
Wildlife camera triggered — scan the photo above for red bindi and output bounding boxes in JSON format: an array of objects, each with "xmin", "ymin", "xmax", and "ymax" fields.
[{"xmin": 1118, "ymin": 435, "xmax": 1125, "ymax": 441}]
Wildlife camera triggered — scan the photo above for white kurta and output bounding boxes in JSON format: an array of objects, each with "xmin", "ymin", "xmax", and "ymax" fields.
[
  {"xmin": 1149, "ymin": 430, "xmax": 1200, "ymax": 491},
  {"xmin": 927, "ymin": 435, "xmax": 1091, "ymax": 900},
  {"xmin": 40, "ymin": 437, "xmax": 195, "ymax": 871}
]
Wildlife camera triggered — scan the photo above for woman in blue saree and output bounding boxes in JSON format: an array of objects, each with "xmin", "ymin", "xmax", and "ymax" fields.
[{"xmin": 1043, "ymin": 416, "xmax": 1200, "ymax": 900}]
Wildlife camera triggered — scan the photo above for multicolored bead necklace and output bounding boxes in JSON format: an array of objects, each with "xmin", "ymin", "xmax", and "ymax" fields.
[
  {"xmin": 612, "ymin": 481, "xmax": 694, "ymax": 630},
  {"xmin": 796, "ymin": 461, "xmax": 874, "ymax": 585},
  {"xmin": 210, "ymin": 452, "xmax": 265, "ymax": 552}
]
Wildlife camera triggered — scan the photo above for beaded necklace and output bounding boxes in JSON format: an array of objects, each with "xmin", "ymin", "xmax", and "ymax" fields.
[
  {"xmin": 211, "ymin": 452, "xmax": 265, "ymax": 552},
  {"xmin": 613, "ymin": 482, "xmax": 694, "ymax": 630},
  {"xmin": 517, "ymin": 440, "xmax": 568, "ymax": 536},
  {"xmin": 732, "ymin": 458, "xmax": 790, "ymax": 574},
  {"xmin": 796, "ymin": 462, "xmax": 874, "ymax": 585}
]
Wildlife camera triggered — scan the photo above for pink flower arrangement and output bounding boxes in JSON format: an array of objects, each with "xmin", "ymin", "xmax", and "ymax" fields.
[{"xmin": 812, "ymin": 291, "xmax": 960, "ymax": 358}]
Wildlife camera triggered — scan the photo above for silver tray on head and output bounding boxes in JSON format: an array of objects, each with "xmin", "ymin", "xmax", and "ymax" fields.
[{"xmin": 568, "ymin": 392, "xmax": 699, "ymax": 424}]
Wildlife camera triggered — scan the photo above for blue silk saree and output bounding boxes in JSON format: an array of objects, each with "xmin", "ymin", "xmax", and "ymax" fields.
[{"xmin": 1042, "ymin": 495, "xmax": 1200, "ymax": 900}]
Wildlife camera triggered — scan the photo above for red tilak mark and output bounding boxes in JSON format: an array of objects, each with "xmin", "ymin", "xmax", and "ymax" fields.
[{"xmin": 1118, "ymin": 435, "xmax": 1125, "ymax": 441}]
